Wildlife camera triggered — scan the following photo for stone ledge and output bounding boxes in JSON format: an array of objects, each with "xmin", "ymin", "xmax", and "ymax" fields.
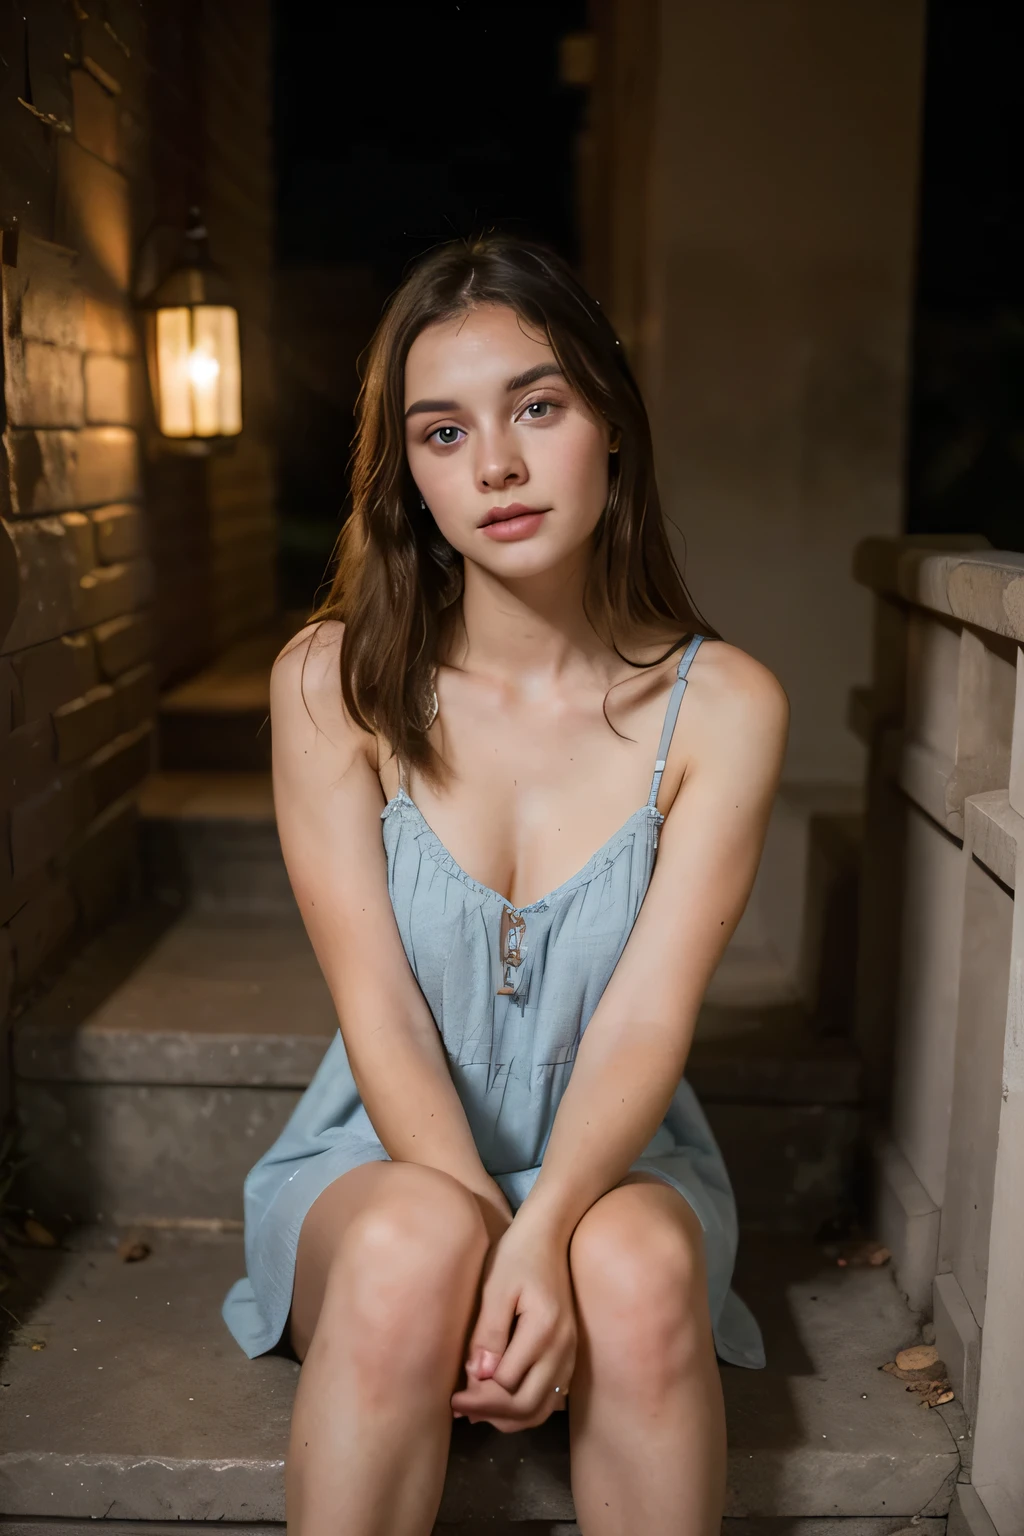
[
  {"xmin": 855, "ymin": 539, "xmax": 1024, "ymax": 643},
  {"xmin": 964, "ymin": 790, "xmax": 1020, "ymax": 893}
]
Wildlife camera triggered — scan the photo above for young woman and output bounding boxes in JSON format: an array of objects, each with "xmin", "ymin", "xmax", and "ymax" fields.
[{"xmin": 223, "ymin": 235, "xmax": 788, "ymax": 1536}]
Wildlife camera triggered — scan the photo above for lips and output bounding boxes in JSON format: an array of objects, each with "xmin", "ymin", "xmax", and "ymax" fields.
[{"xmin": 478, "ymin": 502, "xmax": 545, "ymax": 528}]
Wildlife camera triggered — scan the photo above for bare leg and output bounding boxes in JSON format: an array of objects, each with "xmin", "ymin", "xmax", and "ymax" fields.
[
  {"xmin": 285, "ymin": 1161, "xmax": 489, "ymax": 1536},
  {"xmin": 567, "ymin": 1174, "xmax": 727, "ymax": 1536}
]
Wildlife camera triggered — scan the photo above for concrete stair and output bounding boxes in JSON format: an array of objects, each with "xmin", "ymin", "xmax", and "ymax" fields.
[
  {"xmin": 156, "ymin": 617, "xmax": 302, "ymax": 773},
  {"xmin": 139, "ymin": 771, "xmax": 294, "ymax": 914},
  {"xmin": 12, "ymin": 900, "xmax": 861, "ymax": 1233},
  {"xmin": 0, "ymin": 1226, "xmax": 962, "ymax": 1528},
  {"xmin": 0, "ymin": 623, "xmax": 920, "ymax": 1531}
]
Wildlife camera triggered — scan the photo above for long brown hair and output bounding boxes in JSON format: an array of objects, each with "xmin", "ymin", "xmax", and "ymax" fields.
[{"xmin": 310, "ymin": 233, "xmax": 714, "ymax": 784}]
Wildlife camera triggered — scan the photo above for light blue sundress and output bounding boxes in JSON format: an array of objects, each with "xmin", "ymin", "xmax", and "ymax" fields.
[{"xmin": 223, "ymin": 634, "xmax": 765, "ymax": 1370}]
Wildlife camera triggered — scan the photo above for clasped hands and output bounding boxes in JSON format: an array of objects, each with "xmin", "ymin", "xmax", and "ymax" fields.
[{"xmin": 451, "ymin": 1198, "xmax": 577, "ymax": 1433}]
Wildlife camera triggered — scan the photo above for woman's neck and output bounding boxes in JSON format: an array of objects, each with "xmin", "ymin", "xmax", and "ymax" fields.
[{"xmin": 449, "ymin": 548, "xmax": 607, "ymax": 685}]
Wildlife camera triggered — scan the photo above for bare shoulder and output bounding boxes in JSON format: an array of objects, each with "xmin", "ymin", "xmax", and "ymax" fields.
[
  {"xmin": 270, "ymin": 619, "xmax": 372, "ymax": 773},
  {"xmin": 689, "ymin": 639, "xmax": 789, "ymax": 761}
]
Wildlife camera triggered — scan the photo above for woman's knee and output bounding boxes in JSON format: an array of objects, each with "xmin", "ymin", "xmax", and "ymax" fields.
[
  {"xmin": 309, "ymin": 1164, "xmax": 488, "ymax": 1377},
  {"xmin": 570, "ymin": 1185, "xmax": 712, "ymax": 1391},
  {"xmin": 345, "ymin": 1164, "xmax": 487, "ymax": 1293}
]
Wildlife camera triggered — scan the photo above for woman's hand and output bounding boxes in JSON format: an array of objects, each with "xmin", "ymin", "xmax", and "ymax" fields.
[{"xmin": 451, "ymin": 1210, "xmax": 577, "ymax": 1432}]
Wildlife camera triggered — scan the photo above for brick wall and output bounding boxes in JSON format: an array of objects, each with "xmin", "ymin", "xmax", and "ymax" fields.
[
  {"xmin": 0, "ymin": 1, "xmax": 275, "ymax": 1080},
  {"xmin": 1, "ymin": 6, "xmax": 156, "ymax": 1036}
]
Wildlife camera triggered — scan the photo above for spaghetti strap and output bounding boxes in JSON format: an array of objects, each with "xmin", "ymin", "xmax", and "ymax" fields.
[{"xmin": 646, "ymin": 634, "xmax": 705, "ymax": 810}]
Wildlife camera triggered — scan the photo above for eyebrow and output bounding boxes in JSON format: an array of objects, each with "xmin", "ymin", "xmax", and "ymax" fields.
[{"xmin": 404, "ymin": 362, "xmax": 564, "ymax": 419}]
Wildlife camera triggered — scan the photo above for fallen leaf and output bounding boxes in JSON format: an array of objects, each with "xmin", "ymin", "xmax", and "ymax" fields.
[
  {"xmin": 896, "ymin": 1344, "xmax": 939, "ymax": 1372},
  {"xmin": 23, "ymin": 1219, "xmax": 56, "ymax": 1248},
  {"xmin": 116, "ymin": 1237, "xmax": 151, "ymax": 1264},
  {"xmin": 923, "ymin": 1389, "xmax": 955, "ymax": 1408},
  {"xmin": 835, "ymin": 1238, "xmax": 891, "ymax": 1268},
  {"xmin": 30, "ymin": 1341, "xmax": 46, "ymax": 1351}
]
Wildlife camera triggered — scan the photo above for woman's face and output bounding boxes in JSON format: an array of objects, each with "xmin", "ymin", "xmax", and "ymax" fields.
[{"xmin": 404, "ymin": 303, "xmax": 613, "ymax": 579}]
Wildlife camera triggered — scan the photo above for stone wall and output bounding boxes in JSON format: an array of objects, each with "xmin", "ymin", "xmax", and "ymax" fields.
[
  {"xmin": 590, "ymin": 0, "xmax": 926, "ymax": 786},
  {"xmin": 1, "ymin": 6, "xmax": 155, "ymax": 1052},
  {"xmin": 584, "ymin": 0, "xmax": 926, "ymax": 1016},
  {"xmin": 0, "ymin": 1, "xmax": 275, "ymax": 1095},
  {"xmin": 854, "ymin": 539, "xmax": 1024, "ymax": 1534}
]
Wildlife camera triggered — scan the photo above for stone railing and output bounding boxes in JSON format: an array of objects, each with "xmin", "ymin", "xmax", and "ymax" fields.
[{"xmin": 852, "ymin": 537, "xmax": 1024, "ymax": 1536}]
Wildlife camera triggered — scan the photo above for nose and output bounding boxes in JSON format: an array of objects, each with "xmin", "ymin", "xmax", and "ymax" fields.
[{"xmin": 475, "ymin": 420, "xmax": 527, "ymax": 493}]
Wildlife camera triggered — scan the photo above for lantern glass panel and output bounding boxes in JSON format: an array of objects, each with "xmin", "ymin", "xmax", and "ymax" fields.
[
  {"xmin": 155, "ymin": 307, "xmax": 194, "ymax": 437},
  {"xmin": 193, "ymin": 305, "xmax": 242, "ymax": 437},
  {"xmin": 152, "ymin": 303, "xmax": 242, "ymax": 440}
]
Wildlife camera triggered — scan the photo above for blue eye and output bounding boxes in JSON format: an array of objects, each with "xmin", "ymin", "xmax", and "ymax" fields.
[{"xmin": 430, "ymin": 425, "xmax": 464, "ymax": 446}]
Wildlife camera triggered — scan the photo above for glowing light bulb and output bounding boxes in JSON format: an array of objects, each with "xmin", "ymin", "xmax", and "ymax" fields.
[{"xmin": 188, "ymin": 351, "xmax": 221, "ymax": 387}]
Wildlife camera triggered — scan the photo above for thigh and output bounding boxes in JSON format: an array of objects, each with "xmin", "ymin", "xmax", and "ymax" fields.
[{"xmin": 289, "ymin": 1160, "xmax": 488, "ymax": 1360}]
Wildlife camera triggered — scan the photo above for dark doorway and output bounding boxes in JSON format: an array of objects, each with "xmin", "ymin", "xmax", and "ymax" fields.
[
  {"xmin": 906, "ymin": 2, "xmax": 1024, "ymax": 551},
  {"xmin": 272, "ymin": 2, "xmax": 590, "ymax": 610}
]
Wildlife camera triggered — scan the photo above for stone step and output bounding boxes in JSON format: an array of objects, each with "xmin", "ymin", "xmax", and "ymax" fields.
[
  {"xmin": 13, "ymin": 906, "xmax": 861, "ymax": 1233},
  {"xmin": 156, "ymin": 618, "xmax": 301, "ymax": 774},
  {"xmin": 137, "ymin": 769, "xmax": 863, "ymax": 1076},
  {"xmin": 0, "ymin": 1521, "xmax": 952, "ymax": 1536},
  {"xmin": 0, "ymin": 1228, "xmax": 962, "ymax": 1524},
  {"xmin": 138, "ymin": 771, "xmax": 296, "ymax": 915}
]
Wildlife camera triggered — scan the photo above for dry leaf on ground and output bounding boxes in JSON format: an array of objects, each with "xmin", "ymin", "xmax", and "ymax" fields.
[
  {"xmin": 836, "ymin": 1239, "xmax": 891, "ymax": 1268},
  {"xmin": 116, "ymin": 1236, "xmax": 152, "ymax": 1263},
  {"xmin": 23, "ymin": 1219, "xmax": 57, "ymax": 1248},
  {"xmin": 880, "ymin": 1344, "xmax": 953, "ymax": 1407},
  {"xmin": 896, "ymin": 1344, "xmax": 939, "ymax": 1372}
]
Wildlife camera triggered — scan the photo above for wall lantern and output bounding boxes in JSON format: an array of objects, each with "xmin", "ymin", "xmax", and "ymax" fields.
[{"xmin": 141, "ymin": 207, "xmax": 242, "ymax": 451}]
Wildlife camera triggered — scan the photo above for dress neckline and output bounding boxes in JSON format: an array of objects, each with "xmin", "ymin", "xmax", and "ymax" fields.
[{"xmin": 382, "ymin": 785, "xmax": 662, "ymax": 914}]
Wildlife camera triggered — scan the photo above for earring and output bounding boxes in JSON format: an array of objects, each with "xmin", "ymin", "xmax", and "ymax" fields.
[
  {"xmin": 609, "ymin": 436, "xmax": 621, "ymax": 454},
  {"xmin": 420, "ymin": 494, "xmax": 427, "ymax": 510}
]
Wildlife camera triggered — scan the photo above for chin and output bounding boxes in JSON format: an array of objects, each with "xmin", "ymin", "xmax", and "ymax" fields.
[{"xmin": 482, "ymin": 538, "xmax": 588, "ymax": 580}]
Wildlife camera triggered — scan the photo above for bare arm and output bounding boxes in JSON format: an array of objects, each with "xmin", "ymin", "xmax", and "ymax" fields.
[
  {"xmin": 521, "ymin": 644, "xmax": 790, "ymax": 1240},
  {"xmin": 271, "ymin": 623, "xmax": 505, "ymax": 1217},
  {"xmin": 455, "ymin": 644, "xmax": 789, "ymax": 1426}
]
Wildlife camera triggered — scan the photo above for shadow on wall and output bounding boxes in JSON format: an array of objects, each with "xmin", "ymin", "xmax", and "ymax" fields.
[{"xmin": 0, "ymin": 519, "xmax": 17, "ymax": 649}]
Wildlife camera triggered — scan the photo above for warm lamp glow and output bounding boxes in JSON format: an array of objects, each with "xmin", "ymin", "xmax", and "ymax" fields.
[{"xmin": 152, "ymin": 304, "xmax": 242, "ymax": 439}]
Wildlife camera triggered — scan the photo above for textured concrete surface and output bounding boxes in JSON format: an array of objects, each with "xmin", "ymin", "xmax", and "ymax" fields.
[
  {"xmin": 14, "ymin": 904, "xmax": 862, "ymax": 1229},
  {"xmin": 704, "ymin": 1104, "xmax": 861, "ymax": 1234},
  {"xmin": 15, "ymin": 1079, "xmax": 298, "ymax": 1221},
  {"xmin": 16, "ymin": 1082, "xmax": 858, "ymax": 1229},
  {"xmin": 0, "ymin": 1523, "xmax": 949, "ymax": 1535},
  {"xmin": 14, "ymin": 906, "xmax": 335, "ymax": 1087},
  {"xmin": 16, "ymin": 903, "xmax": 860, "ymax": 1103},
  {"xmin": 0, "ymin": 1232, "xmax": 960, "ymax": 1522},
  {"xmin": 0, "ymin": 1517, "xmax": 951, "ymax": 1529}
]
